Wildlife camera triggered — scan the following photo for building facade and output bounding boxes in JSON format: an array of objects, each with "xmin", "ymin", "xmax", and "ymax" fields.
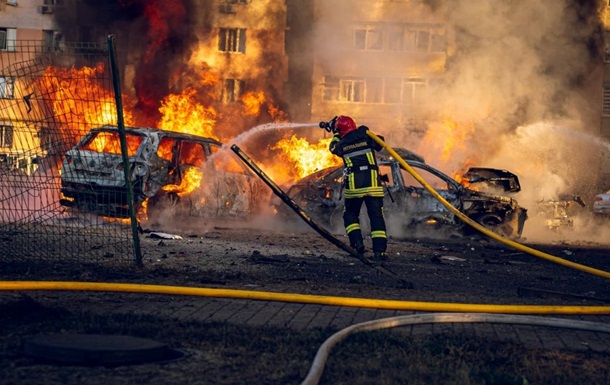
[
  {"xmin": 0, "ymin": 0, "xmax": 65, "ymax": 174},
  {"xmin": 601, "ymin": 1, "xmax": 610, "ymax": 191},
  {"xmin": 308, "ymin": 0, "xmax": 450, "ymax": 136}
]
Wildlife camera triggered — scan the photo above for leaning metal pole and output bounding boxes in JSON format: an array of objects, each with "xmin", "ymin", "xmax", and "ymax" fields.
[
  {"xmin": 230, "ymin": 144, "xmax": 412, "ymax": 288},
  {"xmin": 107, "ymin": 34, "xmax": 142, "ymax": 265}
]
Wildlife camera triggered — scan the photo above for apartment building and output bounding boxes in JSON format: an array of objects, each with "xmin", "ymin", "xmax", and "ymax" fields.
[
  {"xmin": 307, "ymin": 0, "xmax": 450, "ymax": 136},
  {"xmin": 201, "ymin": 0, "xmax": 288, "ymax": 106},
  {"xmin": 0, "ymin": 0, "xmax": 65, "ymax": 174},
  {"xmin": 601, "ymin": 2, "xmax": 610, "ymax": 189}
]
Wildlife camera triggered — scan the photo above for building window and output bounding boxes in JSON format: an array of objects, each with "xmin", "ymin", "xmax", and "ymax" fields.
[
  {"xmin": 43, "ymin": 0, "xmax": 64, "ymax": 5},
  {"xmin": 402, "ymin": 78, "xmax": 426, "ymax": 104},
  {"xmin": 0, "ymin": 125, "xmax": 13, "ymax": 149},
  {"xmin": 0, "ymin": 77, "xmax": 14, "ymax": 99},
  {"xmin": 603, "ymin": 85, "xmax": 610, "ymax": 116},
  {"xmin": 218, "ymin": 28, "xmax": 246, "ymax": 53},
  {"xmin": 6, "ymin": 0, "xmax": 18, "ymax": 6},
  {"xmin": 340, "ymin": 78, "xmax": 365, "ymax": 102},
  {"xmin": 223, "ymin": 78, "xmax": 244, "ymax": 103},
  {"xmin": 43, "ymin": 30, "xmax": 64, "ymax": 52},
  {"xmin": 322, "ymin": 76, "xmax": 340, "ymax": 101},
  {"xmin": 0, "ymin": 28, "xmax": 16, "ymax": 51},
  {"xmin": 387, "ymin": 24, "xmax": 445, "ymax": 53},
  {"xmin": 366, "ymin": 78, "xmax": 383, "ymax": 103},
  {"xmin": 354, "ymin": 25, "xmax": 383, "ymax": 51}
]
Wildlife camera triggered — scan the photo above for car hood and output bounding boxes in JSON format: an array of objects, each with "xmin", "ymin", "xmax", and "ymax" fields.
[{"xmin": 463, "ymin": 168, "xmax": 521, "ymax": 193}]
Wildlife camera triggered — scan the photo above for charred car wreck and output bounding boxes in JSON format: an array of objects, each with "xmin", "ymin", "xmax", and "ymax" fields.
[
  {"xmin": 274, "ymin": 148, "xmax": 528, "ymax": 239},
  {"xmin": 60, "ymin": 125, "xmax": 267, "ymax": 220}
]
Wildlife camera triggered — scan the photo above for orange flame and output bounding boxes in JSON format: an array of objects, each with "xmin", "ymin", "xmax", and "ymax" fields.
[
  {"xmin": 39, "ymin": 63, "xmax": 134, "ymax": 143},
  {"xmin": 158, "ymin": 87, "xmax": 218, "ymax": 139},
  {"xmin": 162, "ymin": 167, "xmax": 203, "ymax": 197},
  {"xmin": 241, "ymin": 91, "xmax": 266, "ymax": 116},
  {"xmin": 272, "ymin": 135, "xmax": 341, "ymax": 182},
  {"xmin": 417, "ymin": 117, "xmax": 476, "ymax": 174}
]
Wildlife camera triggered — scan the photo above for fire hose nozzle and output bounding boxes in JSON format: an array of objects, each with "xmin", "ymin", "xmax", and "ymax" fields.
[{"xmin": 319, "ymin": 116, "xmax": 338, "ymax": 133}]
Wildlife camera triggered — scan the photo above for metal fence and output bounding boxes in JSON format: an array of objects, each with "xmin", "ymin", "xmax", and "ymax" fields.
[{"xmin": 0, "ymin": 40, "xmax": 138, "ymax": 267}]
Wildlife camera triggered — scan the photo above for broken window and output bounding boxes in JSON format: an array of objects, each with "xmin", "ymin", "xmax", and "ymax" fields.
[
  {"xmin": 385, "ymin": 78, "xmax": 401, "ymax": 103},
  {"xmin": 366, "ymin": 78, "xmax": 383, "ymax": 103},
  {"xmin": 0, "ymin": 77, "xmax": 14, "ymax": 99},
  {"xmin": 218, "ymin": 28, "xmax": 246, "ymax": 53},
  {"xmin": 0, "ymin": 125, "xmax": 13, "ymax": 149},
  {"xmin": 340, "ymin": 78, "xmax": 365, "ymax": 102},
  {"xmin": 388, "ymin": 26, "xmax": 405, "ymax": 51},
  {"xmin": 416, "ymin": 31, "xmax": 430, "ymax": 51},
  {"xmin": 223, "ymin": 78, "xmax": 244, "ymax": 103},
  {"xmin": 157, "ymin": 137, "xmax": 176, "ymax": 162},
  {"xmin": 354, "ymin": 25, "xmax": 383, "ymax": 51},
  {"xmin": 79, "ymin": 131, "xmax": 142, "ymax": 156},
  {"xmin": 322, "ymin": 76, "xmax": 340, "ymax": 101},
  {"xmin": 431, "ymin": 34, "xmax": 446, "ymax": 52},
  {"xmin": 0, "ymin": 28, "xmax": 16, "ymax": 51},
  {"xmin": 43, "ymin": 30, "xmax": 63, "ymax": 52},
  {"xmin": 179, "ymin": 141, "xmax": 205, "ymax": 167}
]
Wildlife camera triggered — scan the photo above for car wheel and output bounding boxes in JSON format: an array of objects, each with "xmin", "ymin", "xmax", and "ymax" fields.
[{"xmin": 473, "ymin": 213, "xmax": 514, "ymax": 238}]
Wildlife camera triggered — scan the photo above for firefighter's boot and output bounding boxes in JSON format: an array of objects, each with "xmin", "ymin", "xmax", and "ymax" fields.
[
  {"xmin": 351, "ymin": 240, "xmax": 365, "ymax": 255},
  {"xmin": 371, "ymin": 252, "xmax": 388, "ymax": 262}
]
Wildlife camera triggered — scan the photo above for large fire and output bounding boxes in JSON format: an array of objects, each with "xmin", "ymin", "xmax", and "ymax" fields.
[{"xmin": 41, "ymin": 62, "xmax": 335, "ymax": 217}]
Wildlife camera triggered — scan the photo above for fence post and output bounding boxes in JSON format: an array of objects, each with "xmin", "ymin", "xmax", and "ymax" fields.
[{"xmin": 107, "ymin": 34, "xmax": 142, "ymax": 265}]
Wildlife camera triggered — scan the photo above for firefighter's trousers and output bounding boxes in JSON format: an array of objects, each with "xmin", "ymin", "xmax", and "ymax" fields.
[{"xmin": 343, "ymin": 196, "xmax": 387, "ymax": 253}]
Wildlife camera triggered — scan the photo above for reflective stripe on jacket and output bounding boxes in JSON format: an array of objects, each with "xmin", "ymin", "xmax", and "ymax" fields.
[{"xmin": 329, "ymin": 126, "xmax": 384, "ymax": 199}]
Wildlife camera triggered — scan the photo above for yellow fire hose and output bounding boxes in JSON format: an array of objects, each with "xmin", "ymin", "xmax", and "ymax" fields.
[
  {"xmin": 365, "ymin": 130, "xmax": 610, "ymax": 280},
  {"xmin": 1, "ymin": 131, "xmax": 609, "ymax": 319},
  {"xmin": 1, "ymin": 281, "xmax": 609, "ymax": 314}
]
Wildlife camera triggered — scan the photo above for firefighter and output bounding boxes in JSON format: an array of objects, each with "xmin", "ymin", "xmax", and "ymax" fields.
[{"xmin": 325, "ymin": 115, "xmax": 388, "ymax": 262}]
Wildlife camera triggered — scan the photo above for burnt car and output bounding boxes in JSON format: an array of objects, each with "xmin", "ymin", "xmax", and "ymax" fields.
[
  {"xmin": 273, "ymin": 148, "xmax": 528, "ymax": 239},
  {"xmin": 59, "ymin": 125, "xmax": 268, "ymax": 220},
  {"xmin": 536, "ymin": 194, "xmax": 586, "ymax": 232}
]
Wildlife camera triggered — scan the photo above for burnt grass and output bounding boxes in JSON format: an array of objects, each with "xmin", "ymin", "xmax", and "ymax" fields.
[{"xmin": 1, "ymin": 223, "xmax": 610, "ymax": 384}]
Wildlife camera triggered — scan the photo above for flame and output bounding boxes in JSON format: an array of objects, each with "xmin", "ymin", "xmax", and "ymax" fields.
[
  {"xmin": 417, "ymin": 117, "xmax": 476, "ymax": 174},
  {"xmin": 158, "ymin": 87, "xmax": 218, "ymax": 139},
  {"xmin": 162, "ymin": 167, "xmax": 203, "ymax": 197},
  {"xmin": 241, "ymin": 91, "xmax": 266, "ymax": 116},
  {"xmin": 272, "ymin": 135, "xmax": 341, "ymax": 182},
  {"xmin": 39, "ymin": 63, "xmax": 135, "ymax": 143}
]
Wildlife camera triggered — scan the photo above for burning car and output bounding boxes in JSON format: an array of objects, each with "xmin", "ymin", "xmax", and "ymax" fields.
[
  {"xmin": 59, "ymin": 125, "xmax": 268, "ymax": 220},
  {"xmin": 273, "ymin": 148, "xmax": 528, "ymax": 239}
]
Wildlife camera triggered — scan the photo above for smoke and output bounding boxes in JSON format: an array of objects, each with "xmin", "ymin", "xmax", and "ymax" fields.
[{"xmin": 315, "ymin": 0, "xmax": 607, "ymax": 243}]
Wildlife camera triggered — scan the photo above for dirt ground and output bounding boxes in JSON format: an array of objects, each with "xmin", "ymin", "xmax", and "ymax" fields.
[{"xmin": 1, "ymin": 215, "xmax": 610, "ymax": 385}]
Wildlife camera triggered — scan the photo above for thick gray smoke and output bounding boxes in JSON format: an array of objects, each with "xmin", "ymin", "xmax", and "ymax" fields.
[{"xmin": 315, "ymin": 0, "xmax": 608, "ymax": 242}]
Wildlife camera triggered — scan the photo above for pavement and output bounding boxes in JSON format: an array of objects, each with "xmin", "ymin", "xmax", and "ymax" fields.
[{"xmin": 6, "ymin": 291, "xmax": 610, "ymax": 354}]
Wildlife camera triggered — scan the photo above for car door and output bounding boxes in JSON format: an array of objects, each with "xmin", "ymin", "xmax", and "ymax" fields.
[
  {"xmin": 394, "ymin": 162, "xmax": 462, "ymax": 226},
  {"xmin": 191, "ymin": 144, "xmax": 255, "ymax": 218}
]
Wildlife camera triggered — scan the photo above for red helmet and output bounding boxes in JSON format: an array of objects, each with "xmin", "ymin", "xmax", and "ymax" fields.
[{"xmin": 335, "ymin": 115, "xmax": 357, "ymax": 137}]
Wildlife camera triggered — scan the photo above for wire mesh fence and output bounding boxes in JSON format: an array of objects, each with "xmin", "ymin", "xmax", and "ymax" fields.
[{"xmin": 0, "ymin": 40, "xmax": 137, "ymax": 266}]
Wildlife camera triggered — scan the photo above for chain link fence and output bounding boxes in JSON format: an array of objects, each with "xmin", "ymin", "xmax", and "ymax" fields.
[{"xmin": 0, "ymin": 40, "xmax": 138, "ymax": 268}]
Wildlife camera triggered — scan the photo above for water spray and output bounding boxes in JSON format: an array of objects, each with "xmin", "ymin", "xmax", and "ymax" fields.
[{"xmin": 230, "ymin": 122, "xmax": 320, "ymax": 147}]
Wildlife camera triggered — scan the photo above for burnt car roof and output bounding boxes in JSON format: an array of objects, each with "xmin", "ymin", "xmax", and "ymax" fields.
[
  {"xmin": 377, "ymin": 147, "xmax": 426, "ymax": 164},
  {"xmin": 90, "ymin": 125, "xmax": 223, "ymax": 145},
  {"xmin": 463, "ymin": 167, "xmax": 521, "ymax": 193}
]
